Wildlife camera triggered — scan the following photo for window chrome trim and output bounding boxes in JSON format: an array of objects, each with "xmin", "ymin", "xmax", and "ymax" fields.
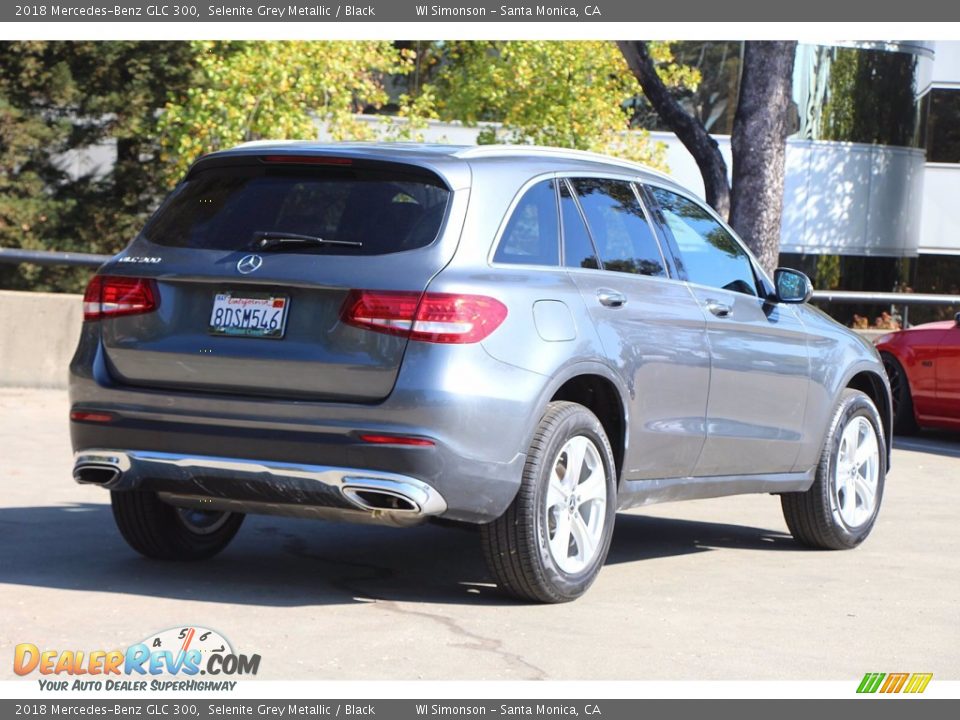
[
  {"xmin": 559, "ymin": 177, "xmax": 603, "ymax": 272},
  {"xmin": 630, "ymin": 180, "xmax": 673, "ymax": 280},
  {"xmin": 560, "ymin": 174, "xmax": 673, "ymax": 281}
]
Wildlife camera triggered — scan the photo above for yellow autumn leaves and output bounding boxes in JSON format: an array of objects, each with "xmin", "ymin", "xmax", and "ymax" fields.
[{"xmin": 157, "ymin": 41, "xmax": 701, "ymax": 185}]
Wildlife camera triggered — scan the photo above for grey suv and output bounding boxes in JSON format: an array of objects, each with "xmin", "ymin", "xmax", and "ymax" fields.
[{"xmin": 70, "ymin": 143, "xmax": 891, "ymax": 602}]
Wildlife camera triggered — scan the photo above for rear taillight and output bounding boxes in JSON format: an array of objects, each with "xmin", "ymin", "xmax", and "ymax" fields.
[
  {"xmin": 341, "ymin": 291, "xmax": 422, "ymax": 338},
  {"xmin": 341, "ymin": 291, "xmax": 507, "ymax": 344},
  {"xmin": 83, "ymin": 276, "xmax": 159, "ymax": 321}
]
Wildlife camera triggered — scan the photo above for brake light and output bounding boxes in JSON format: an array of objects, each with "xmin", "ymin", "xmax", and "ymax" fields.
[
  {"xmin": 261, "ymin": 155, "xmax": 353, "ymax": 166},
  {"xmin": 83, "ymin": 276, "xmax": 159, "ymax": 321},
  {"xmin": 341, "ymin": 291, "xmax": 507, "ymax": 344},
  {"xmin": 70, "ymin": 410, "xmax": 115, "ymax": 423}
]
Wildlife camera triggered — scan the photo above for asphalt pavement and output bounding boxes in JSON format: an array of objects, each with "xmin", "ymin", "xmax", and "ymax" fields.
[{"xmin": 1, "ymin": 388, "xmax": 958, "ymax": 680}]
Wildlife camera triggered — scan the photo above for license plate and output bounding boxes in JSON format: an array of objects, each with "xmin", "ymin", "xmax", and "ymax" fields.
[{"xmin": 208, "ymin": 292, "xmax": 289, "ymax": 339}]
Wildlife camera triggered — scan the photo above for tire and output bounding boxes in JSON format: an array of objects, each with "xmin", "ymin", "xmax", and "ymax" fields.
[
  {"xmin": 881, "ymin": 352, "xmax": 919, "ymax": 435},
  {"xmin": 111, "ymin": 490, "xmax": 244, "ymax": 561},
  {"xmin": 481, "ymin": 401, "xmax": 617, "ymax": 603},
  {"xmin": 781, "ymin": 389, "xmax": 886, "ymax": 550}
]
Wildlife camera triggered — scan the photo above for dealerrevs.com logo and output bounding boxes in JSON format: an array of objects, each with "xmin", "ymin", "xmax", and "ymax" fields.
[{"xmin": 14, "ymin": 626, "xmax": 260, "ymax": 692}]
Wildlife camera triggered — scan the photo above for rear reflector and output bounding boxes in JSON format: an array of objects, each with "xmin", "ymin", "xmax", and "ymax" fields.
[
  {"xmin": 341, "ymin": 291, "xmax": 507, "ymax": 344},
  {"xmin": 261, "ymin": 155, "xmax": 353, "ymax": 166},
  {"xmin": 83, "ymin": 276, "xmax": 159, "ymax": 321},
  {"xmin": 70, "ymin": 410, "xmax": 115, "ymax": 423},
  {"xmin": 358, "ymin": 434, "xmax": 435, "ymax": 447}
]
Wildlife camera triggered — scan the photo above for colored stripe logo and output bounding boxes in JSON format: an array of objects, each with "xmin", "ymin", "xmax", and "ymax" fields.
[{"xmin": 857, "ymin": 672, "xmax": 933, "ymax": 694}]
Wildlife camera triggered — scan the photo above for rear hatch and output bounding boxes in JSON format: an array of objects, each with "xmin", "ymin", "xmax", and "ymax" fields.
[{"xmin": 97, "ymin": 154, "xmax": 459, "ymax": 402}]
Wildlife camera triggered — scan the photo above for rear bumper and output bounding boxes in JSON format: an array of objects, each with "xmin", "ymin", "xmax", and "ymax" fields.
[
  {"xmin": 74, "ymin": 449, "xmax": 446, "ymax": 527},
  {"xmin": 69, "ymin": 411, "xmax": 527, "ymax": 524},
  {"xmin": 69, "ymin": 326, "xmax": 547, "ymax": 523}
]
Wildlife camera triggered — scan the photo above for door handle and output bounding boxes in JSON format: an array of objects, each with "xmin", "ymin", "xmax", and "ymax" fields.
[
  {"xmin": 597, "ymin": 289, "xmax": 627, "ymax": 308},
  {"xmin": 705, "ymin": 300, "xmax": 733, "ymax": 318}
]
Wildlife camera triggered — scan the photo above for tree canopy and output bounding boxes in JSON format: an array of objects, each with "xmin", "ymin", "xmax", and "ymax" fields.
[
  {"xmin": 156, "ymin": 41, "xmax": 428, "ymax": 183},
  {"xmin": 430, "ymin": 40, "xmax": 699, "ymax": 167},
  {"xmin": 0, "ymin": 41, "xmax": 194, "ymax": 291}
]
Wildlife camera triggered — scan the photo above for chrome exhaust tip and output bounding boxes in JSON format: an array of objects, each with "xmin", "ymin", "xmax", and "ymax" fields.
[
  {"xmin": 341, "ymin": 476, "xmax": 444, "ymax": 515},
  {"xmin": 73, "ymin": 464, "xmax": 121, "ymax": 486},
  {"xmin": 73, "ymin": 452, "xmax": 128, "ymax": 487},
  {"xmin": 342, "ymin": 486, "xmax": 421, "ymax": 513}
]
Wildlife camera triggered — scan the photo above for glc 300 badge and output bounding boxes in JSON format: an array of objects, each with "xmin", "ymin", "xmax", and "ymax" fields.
[{"xmin": 237, "ymin": 254, "xmax": 263, "ymax": 274}]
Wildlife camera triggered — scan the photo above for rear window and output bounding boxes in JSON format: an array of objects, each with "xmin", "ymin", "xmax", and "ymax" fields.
[{"xmin": 142, "ymin": 162, "xmax": 450, "ymax": 255}]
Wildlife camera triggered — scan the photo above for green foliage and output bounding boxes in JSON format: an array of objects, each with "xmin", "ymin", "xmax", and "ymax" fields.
[
  {"xmin": 0, "ymin": 41, "xmax": 195, "ymax": 292},
  {"xmin": 816, "ymin": 254, "xmax": 842, "ymax": 291},
  {"xmin": 156, "ymin": 41, "xmax": 425, "ymax": 184},
  {"xmin": 428, "ymin": 41, "xmax": 699, "ymax": 168}
]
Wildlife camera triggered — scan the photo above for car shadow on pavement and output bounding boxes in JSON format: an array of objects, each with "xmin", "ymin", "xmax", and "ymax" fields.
[
  {"xmin": 607, "ymin": 512, "xmax": 799, "ymax": 565},
  {"xmin": 0, "ymin": 502, "xmax": 798, "ymax": 607},
  {"xmin": 892, "ymin": 431, "xmax": 960, "ymax": 459}
]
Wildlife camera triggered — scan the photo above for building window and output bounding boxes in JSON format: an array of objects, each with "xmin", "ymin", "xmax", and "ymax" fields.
[
  {"xmin": 922, "ymin": 89, "xmax": 960, "ymax": 164},
  {"xmin": 795, "ymin": 45, "xmax": 921, "ymax": 148}
]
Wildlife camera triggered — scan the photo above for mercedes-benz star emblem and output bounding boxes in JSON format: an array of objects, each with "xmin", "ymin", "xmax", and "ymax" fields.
[{"xmin": 237, "ymin": 254, "xmax": 263, "ymax": 274}]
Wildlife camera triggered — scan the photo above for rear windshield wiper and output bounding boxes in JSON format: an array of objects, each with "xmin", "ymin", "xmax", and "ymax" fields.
[{"xmin": 252, "ymin": 231, "xmax": 363, "ymax": 251}]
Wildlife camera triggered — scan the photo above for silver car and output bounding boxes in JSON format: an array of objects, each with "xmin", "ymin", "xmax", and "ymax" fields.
[{"xmin": 70, "ymin": 143, "xmax": 891, "ymax": 602}]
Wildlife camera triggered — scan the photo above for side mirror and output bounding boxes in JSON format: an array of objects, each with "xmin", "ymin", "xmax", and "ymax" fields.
[{"xmin": 774, "ymin": 268, "xmax": 814, "ymax": 304}]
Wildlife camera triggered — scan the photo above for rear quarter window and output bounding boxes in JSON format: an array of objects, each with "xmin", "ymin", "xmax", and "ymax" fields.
[{"xmin": 493, "ymin": 179, "xmax": 560, "ymax": 266}]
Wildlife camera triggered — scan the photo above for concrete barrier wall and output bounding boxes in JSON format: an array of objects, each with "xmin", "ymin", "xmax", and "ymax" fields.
[{"xmin": 0, "ymin": 290, "xmax": 82, "ymax": 389}]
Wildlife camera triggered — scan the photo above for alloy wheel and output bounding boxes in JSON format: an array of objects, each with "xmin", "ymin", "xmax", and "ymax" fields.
[
  {"xmin": 833, "ymin": 416, "xmax": 881, "ymax": 528},
  {"xmin": 176, "ymin": 508, "xmax": 233, "ymax": 535},
  {"xmin": 544, "ymin": 435, "xmax": 608, "ymax": 574}
]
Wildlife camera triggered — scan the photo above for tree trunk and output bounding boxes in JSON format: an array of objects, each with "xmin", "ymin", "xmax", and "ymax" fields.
[
  {"xmin": 617, "ymin": 40, "xmax": 731, "ymax": 219},
  {"xmin": 114, "ymin": 137, "xmax": 140, "ymax": 201},
  {"xmin": 728, "ymin": 41, "xmax": 797, "ymax": 276}
]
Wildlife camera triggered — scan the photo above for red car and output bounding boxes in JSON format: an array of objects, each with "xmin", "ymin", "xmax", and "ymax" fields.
[{"xmin": 876, "ymin": 313, "xmax": 960, "ymax": 433}]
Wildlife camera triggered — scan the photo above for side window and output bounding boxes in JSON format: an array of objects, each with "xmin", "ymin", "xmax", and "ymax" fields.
[
  {"xmin": 559, "ymin": 181, "xmax": 599, "ymax": 270},
  {"xmin": 570, "ymin": 178, "xmax": 666, "ymax": 277},
  {"xmin": 648, "ymin": 187, "xmax": 758, "ymax": 296},
  {"xmin": 493, "ymin": 180, "xmax": 559, "ymax": 266}
]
